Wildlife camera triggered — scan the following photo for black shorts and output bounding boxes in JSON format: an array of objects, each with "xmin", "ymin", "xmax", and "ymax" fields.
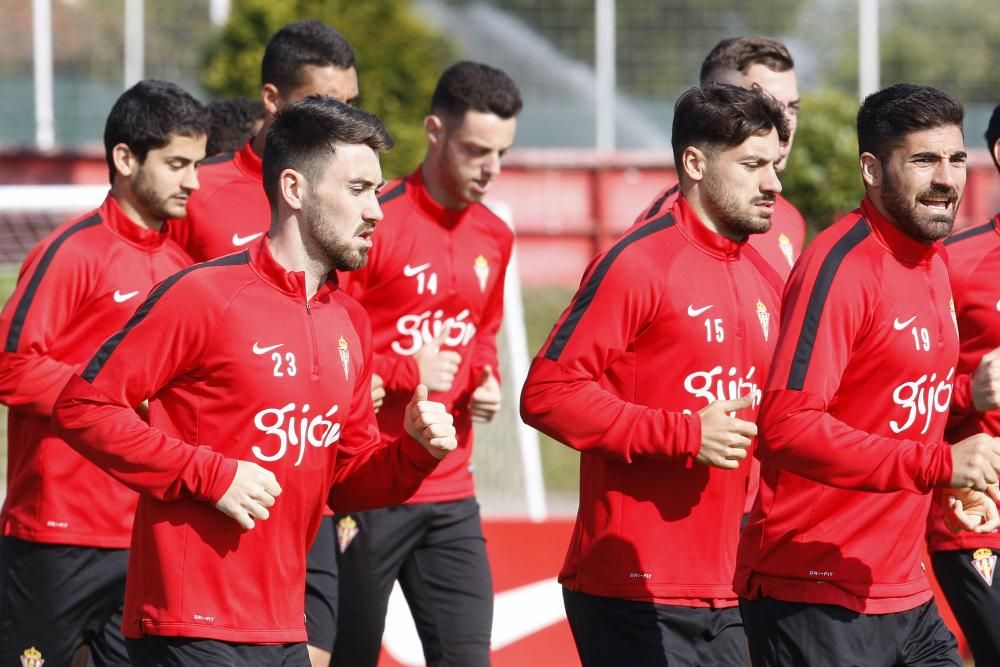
[
  {"xmin": 739, "ymin": 596, "xmax": 961, "ymax": 667},
  {"xmin": 334, "ymin": 498, "xmax": 493, "ymax": 667},
  {"xmin": 304, "ymin": 515, "xmax": 338, "ymax": 651},
  {"xmin": 0, "ymin": 536, "xmax": 129, "ymax": 666},
  {"xmin": 562, "ymin": 588, "xmax": 746, "ymax": 666},
  {"xmin": 126, "ymin": 636, "xmax": 309, "ymax": 666},
  {"xmin": 932, "ymin": 548, "xmax": 1000, "ymax": 666}
]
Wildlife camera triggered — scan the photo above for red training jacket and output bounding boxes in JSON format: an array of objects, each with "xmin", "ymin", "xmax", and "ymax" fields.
[
  {"xmin": 521, "ymin": 195, "xmax": 782, "ymax": 606},
  {"xmin": 53, "ymin": 239, "xmax": 441, "ymax": 643},
  {"xmin": 736, "ymin": 197, "xmax": 957, "ymax": 615},
  {"xmin": 170, "ymin": 140, "xmax": 269, "ymax": 262},
  {"xmin": 340, "ymin": 168, "xmax": 513, "ymax": 503},
  {"xmin": 0, "ymin": 194, "xmax": 190, "ymax": 548},
  {"xmin": 635, "ymin": 183, "xmax": 805, "ymax": 281},
  {"xmin": 926, "ymin": 214, "xmax": 1000, "ymax": 552}
]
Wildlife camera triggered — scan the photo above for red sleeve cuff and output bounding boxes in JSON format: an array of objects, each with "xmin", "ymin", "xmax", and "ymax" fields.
[{"xmin": 398, "ymin": 433, "xmax": 443, "ymax": 473}]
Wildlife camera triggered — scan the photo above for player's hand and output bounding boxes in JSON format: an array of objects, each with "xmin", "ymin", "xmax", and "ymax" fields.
[
  {"xmin": 469, "ymin": 365, "xmax": 501, "ymax": 423},
  {"xmin": 949, "ymin": 433, "xmax": 1000, "ymax": 490},
  {"xmin": 944, "ymin": 485, "xmax": 1000, "ymax": 534},
  {"xmin": 415, "ymin": 330, "xmax": 462, "ymax": 393},
  {"xmin": 972, "ymin": 347, "xmax": 1000, "ymax": 412},
  {"xmin": 404, "ymin": 384, "xmax": 457, "ymax": 459},
  {"xmin": 696, "ymin": 394, "xmax": 757, "ymax": 470},
  {"xmin": 371, "ymin": 373, "xmax": 386, "ymax": 413},
  {"xmin": 214, "ymin": 460, "xmax": 282, "ymax": 530}
]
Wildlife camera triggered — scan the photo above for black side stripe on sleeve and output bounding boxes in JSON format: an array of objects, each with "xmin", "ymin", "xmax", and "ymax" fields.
[
  {"xmin": 643, "ymin": 183, "xmax": 680, "ymax": 220},
  {"xmin": 943, "ymin": 219, "xmax": 996, "ymax": 246},
  {"xmin": 787, "ymin": 218, "xmax": 871, "ymax": 391},
  {"xmin": 81, "ymin": 252, "xmax": 250, "ymax": 383},
  {"xmin": 378, "ymin": 181, "xmax": 406, "ymax": 205},
  {"xmin": 200, "ymin": 150, "xmax": 236, "ymax": 166},
  {"xmin": 544, "ymin": 214, "xmax": 676, "ymax": 362},
  {"xmin": 5, "ymin": 214, "xmax": 102, "ymax": 353}
]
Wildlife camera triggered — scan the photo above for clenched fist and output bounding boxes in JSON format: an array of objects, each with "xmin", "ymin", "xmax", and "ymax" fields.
[{"xmin": 404, "ymin": 384, "xmax": 458, "ymax": 459}]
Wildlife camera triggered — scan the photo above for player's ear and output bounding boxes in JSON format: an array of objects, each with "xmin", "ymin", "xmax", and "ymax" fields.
[
  {"xmin": 424, "ymin": 114, "xmax": 444, "ymax": 148},
  {"xmin": 261, "ymin": 83, "xmax": 282, "ymax": 118},
  {"xmin": 860, "ymin": 152, "xmax": 882, "ymax": 188},
  {"xmin": 279, "ymin": 168, "xmax": 306, "ymax": 211},
  {"xmin": 681, "ymin": 146, "xmax": 708, "ymax": 183},
  {"xmin": 112, "ymin": 143, "xmax": 138, "ymax": 180}
]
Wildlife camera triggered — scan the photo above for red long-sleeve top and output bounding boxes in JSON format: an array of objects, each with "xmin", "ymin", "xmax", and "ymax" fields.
[
  {"xmin": 521, "ymin": 195, "xmax": 782, "ymax": 606},
  {"xmin": 340, "ymin": 168, "xmax": 513, "ymax": 503},
  {"xmin": 926, "ymin": 214, "xmax": 1000, "ymax": 552},
  {"xmin": 170, "ymin": 141, "xmax": 269, "ymax": 262},
  {"xmin": 53, "ymin": 239, "xmax": 440, "ymax": 643},
  {"xmin": 0, "ymin": 194, "xmax": 190, "ymax": 548},
  {"xmin": 635, "ymin": 182, "xmax": 806, "ymax": 281},
  {"xmin": 736, "ymin": 197, "xmax": 957, "ymax": 614}
]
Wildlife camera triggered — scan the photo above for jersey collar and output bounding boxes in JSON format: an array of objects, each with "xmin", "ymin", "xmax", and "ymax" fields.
[
  {"xmin": 103, "ymin": 194, "xmax": 172, "ymax": 250},
  {"xmin": 671, "ymin": 194, "xmax": 745, "ymax": 259},
  {"xmin": 249, "ymin": 236, "xmax": 339, "ymax": 302},
  {"xmin": 235, "ymin": 139, "xmax": 263, "ymax": 178},
  {"xmin": 860, "ymin": 195, "xmax": 941, "ymax": 264},
  {"xmin": 405, "ymin": 167, "xmax": 472, "ymax": 228}
]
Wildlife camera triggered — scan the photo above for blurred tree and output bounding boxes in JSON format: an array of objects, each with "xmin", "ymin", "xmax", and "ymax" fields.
[
  {"xmin": 823, "ymin": 0, "xmax": 1000, "ymax": 105},
  {"xmin": 781, "ymin": 89, "xmax": 863, "ymax": 235},
  {"xmin": 202, "ymin": 0, "xmax": 456, "ymax": 178}
]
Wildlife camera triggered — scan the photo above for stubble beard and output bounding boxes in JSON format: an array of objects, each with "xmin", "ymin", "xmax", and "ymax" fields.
[
  {"xmin": 704, "ymin": 170, "xmax": 772, "ymax": 240},
  {"xmin": 880, "ymin": 175, "xmax": 959, "ymax": 244},
  {"xmin": 305, "ymin": 203, "xmax": 369, "ymax": 272},
  {"xmin": 132, "ymin": 165, "xmax": 182, "ymax": 221}
]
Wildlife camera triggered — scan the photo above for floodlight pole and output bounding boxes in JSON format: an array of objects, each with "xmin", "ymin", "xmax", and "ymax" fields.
[
  {"xmin": 124, "ymin": 0, "xmax": 144, "ymax": 89},
  {"xmin": 595, "ymin": 0, "xmax": 616, "ymax": 150},
  {"xmin": 32, "ymin": 0, "xmax": 55, "ymax": 151},
  {"xmin": 858, "ymin": 0, "xmax": 879, "ymax": 100}
]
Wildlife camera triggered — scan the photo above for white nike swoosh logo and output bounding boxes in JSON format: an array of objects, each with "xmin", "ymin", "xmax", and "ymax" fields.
[
  {"xmin": 382, "ymin": 578, "xmax": 564, "ymax": 664},
  {"xmin": 687, "ymin": 304, "xmax": 713, "ymax": 317},
  {"xmin": 252, "ymin": 342, "xmax": 284, "ymax": 355},
  {"xmin": 232, "ymin": 232, "xmax": 263, "ymax": 247},
  {"xmin": 893, "ymin": 315, "xmax": 917, "ymax": 330},
  {"xmin": 113, "ymin": 290, "xmax": 139, "ymax": 303},
  {"xmin": 403, "ymin": 262, "xmax": 432, "ymax": 277}
]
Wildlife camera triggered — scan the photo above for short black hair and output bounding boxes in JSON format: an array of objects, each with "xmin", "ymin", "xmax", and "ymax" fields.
[
  {"xmin": 261, "ymin": 20, "xmax": 355, "ymax": 95},
  {"xmin": 700, "ymin": 36, "xmax": 795, "ymax": 84},
  {"xmin": 263, "ymin": 96, "xmax": 394, "ymax": 209},
  {"xmin": 857, "ymin": 84, "xmax": 964, "ymax": 161},
  {"xmin": 103, "ymin": 79, "xmax": 208, "ymax": 183},
  {"xmin": 671, "ymin": 82, "xmax": 789, "ymax": 169},
  {"xmin": 430, "ymin": 61, "xmax": 523, "ymax": 119},
  {"xmin": 206, "ymin": 97, "xmax": 265, "ymax": 156},
  {"xmin": 986, "ymin": 103, "xmax": 1000, "ymax": 170}
]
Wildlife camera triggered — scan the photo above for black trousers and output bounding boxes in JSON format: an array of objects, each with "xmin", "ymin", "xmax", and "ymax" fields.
[
  {"xmin": 0, "ymin": 536, "xmax": 130, "ymax": 666},
  {"xmin": 126, "ymin": 636, "xmax": 309, "ymax": 666},
  {"xmin": 333, "ymin": 498, "xmax": 493, "ymax": 667},
  {"xmin": 304, "ymin": 515, "xmax": 338, "ymax": 651},
  {"xmin": 932, "ymin": 548, "xmax": 1000, "ymax": 666},
  {"xmin": 740, "ymin": 596, "xmax": 961, "ymax": 666},
  {"xmin": 562, "ymin": 588, "xmax": 747, "ymax": 667}
]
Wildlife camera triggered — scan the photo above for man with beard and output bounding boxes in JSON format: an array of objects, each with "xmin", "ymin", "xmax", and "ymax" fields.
[
  {"xmin": 52, "ymin": 97, "xmax": 459, "ymax": 665},
  {"xmin": 520, "ymin": 83, "xmax": 786, "ymax": 666},
  {"xmin": 636, "ymin": 36, "xmax": 805, "ymax": 281},
  {"xmin": 925, "ymin": 103, "xmax": 1000, "ymax": 666},
  {"xmin": 736, "ymin": 84, "xmax": 1000, "ymax": 667},
  {"xmin": 332, "ymin": 61, "xmax": 521, "ymax": 667},
  {"xmin": 170, "ymin": 20, "xmax": 362, "ymax": 665},
  {"xmin": 0, "ymin": 80, "xmax": 206, "ymax": 666}
]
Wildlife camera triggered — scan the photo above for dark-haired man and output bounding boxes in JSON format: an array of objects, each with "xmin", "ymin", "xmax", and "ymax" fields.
[
  {"xmin": 521, "ymin": 83, "xmax": 787, "ymax": 666},
  {"xmin": 736, "ymin": 84, "xmax": 1000, "ymax": 667},
  {"xmin": 206, "ymin": 96, "xmax": 265, "ymax": 156},
  {"xmin": 169, "ymin": 20, "xmax": 361, "ymax": 664},
  {"xmin": 636, "ymin": 36, "xmax": 805, "ymax": 281},
  {"xmin": 926, "ymin": 103, "xmax": 1000, "ymax": 666},
  {"xmin": 173, "ymin": 19, "xmax": 359, "ymax": 263},
  {"xmin": 332, "ymin": 61, "xmax": 521, "ymax": 666},
  {"xmin": 53, "ymin": 97, "xmax": 458, "ymax": 665},
  {"xmin": 0, "ymin": 80, "xmax": 206, "ymax": 666}
]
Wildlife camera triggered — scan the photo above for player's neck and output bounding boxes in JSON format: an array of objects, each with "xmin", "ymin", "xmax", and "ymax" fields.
[
  {"xmin": 250, "ymin": 121, "xmax": 273, "ymax": 158},
  {"xmin": 268, "ymin": 218, "xmax": 331, "ymax": 299},
  {"xmin": 420, "ymin": 161, "xmax": 467, "ymax": 211},
  {"xmin": 109, "ymin": 185, "xmax": 165, "ymax": 232}
]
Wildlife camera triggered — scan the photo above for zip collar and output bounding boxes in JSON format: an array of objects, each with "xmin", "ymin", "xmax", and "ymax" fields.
[
  {"xmin": 671, "ymin": 194, "xmax": 745, "ymax": 260},
  {"xmin": 860, "ymin": 196, "xmax": 940, "ymax": 264},
  {"xmin": 102, "ymin": 194, "xmax": 173, "ymax": 250},
  {"xmin": 248, "ymin": 237, "xmax": 339, "ymax": 302}
]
